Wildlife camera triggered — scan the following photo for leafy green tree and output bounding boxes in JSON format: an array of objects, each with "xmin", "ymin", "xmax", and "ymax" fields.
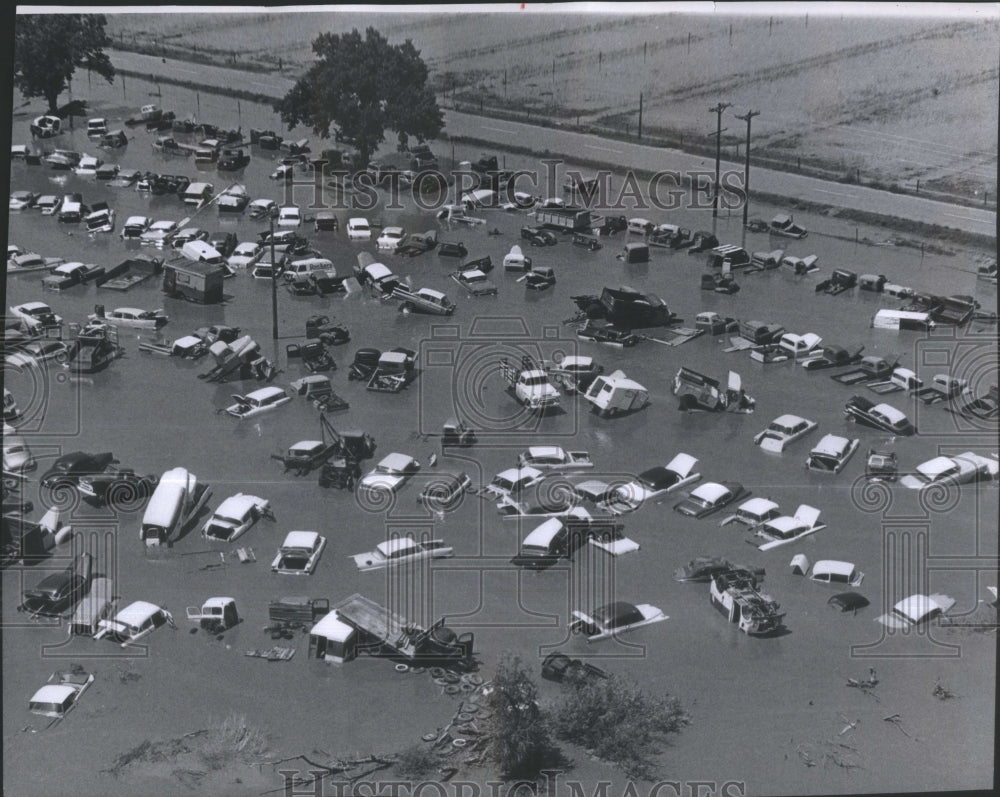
[
  {"xmin": 483, "ymin": 654, "xmax": 561, "ymax": 780},
  {"xmin": 275, "ymin": 27, "xmax": 443, "ymax": 169},
  {"xmin": 14, "ymin": 14, "xmax": 116, "ymax": 113},
  {"xmin": 550, "ymin": 675, "xmax": 691, "ymax": 779}
]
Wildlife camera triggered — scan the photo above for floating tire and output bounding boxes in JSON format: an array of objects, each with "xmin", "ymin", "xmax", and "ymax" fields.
[
  {"xmin": 430, "ymin": 667, "xmax": 446, "ymax": 679},
  {"xmin": 421, "ymin": 732, "xmax": 438, "ymax": 742},
  {"xmin": 411, "ymin": 666, "xmax": 426, "ymax": 674},
  {"xmin": 454, "ymin": 724, "xmax": 476, "ymax": 736},
  {"xmin": 443, "ymin": 673, "xmax": 461, "ymax": 684},
  {"xmin": 445, "ymin": 684, "xmax": 462, "ymax": 695},
  {"xmin": 464, "ymin": 674, "xmax": 484, "ymax": 686},
  {"xmin": 395, "ymin": 663, "xmax": 410, "ymax": 673},
  {"xmin": 456, "ymin": 712, "xmax": 475, "ymax": 724},
  {"xmin": 433, "ymin": 677, "xmax": 450, "ymax": 687},
  {"xmin": 460, "ymin": 683, "xmax": 476, "ymax": 693},
  {"xmin": 452, "ymin": 738, "xmax": 468, "ymax": 748}
]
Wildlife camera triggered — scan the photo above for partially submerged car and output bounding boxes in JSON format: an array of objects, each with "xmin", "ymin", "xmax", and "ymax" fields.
[
  {"xmin": 271, "ymin": 530, "xmax": 326, "ymax": 575},
  {"xmin": 604, "ymin": 453, "xmax": 701, "ymax": 514},
  {"xmin": 673, "ymin": 481, "xmax": 750, "ymax": 519},
  {"xmin": 711, "ymin": 568, "xmax": 785, "ymax": 635},
  {"xmin": 673, "ymin": 556, "xmax": 736, "ymax": 583},
  {"xmin": 376, "ymin": 226, "xmax": 405, "ymax": 250},
  {"xmin": 517, "ymin": 446, "xmax": 594, "ymax": 472},
  {"xmin": 876, "ymin": 594, "xmax": 955, "ymax": 629},
  {"xmin": 40, "ymin": 451, "xmax": 116, "ymax": 491},
  {"xmin": 19, "ymin": 554, "xmax": 91, "ymax": 617},
  {"xmin": 806, "ymin": 559, "xmax": 864, "ymax": 588},
  {"xmin": 570, "ymin": 601, "xmax": 667, "ymax": 643},
  {"xmin": 718, "ymin": 497, "xmax": 782, "ymax": 528},
  {"xmin": 541, "ymin": 652, "xmax": 608, "ymax": 685},
  {"xmin": 481, "ymin": 466, "xmax": 545, "ymax": 505},
  {"xmin": 224, "ymin": 386, "xmax": 292, "ymax": 419},
  {"xmin": 358, "ymin": 453, "xmax": 421, "ymax": 494},
  {"xmin": 769, "ymin": 214, "xmax": 807, "ymax": 239},
  {"xmin": 899, "ymin": 452, "xmax": 999, "ymax": 490},
  {"xmin": 43, "ymin": 260, "xmax": 104, "ymax": 291},
  {"xmin": 806, "ymin": 434, "xmax": 860, "ymax": 474},
  {"xmin": 352, "ymin": 536, "xmax": 454, "ymax": 571},
  {"xmin": 88, "ymin": 306, "xmax": 168, "ymax": 330},
  {"xmin": 201, "ymin": 494, "xmax": 273, "ymax": 542},
  {"xmin": 754, "ymin": 414, "xmax": 818, "ymax": 453},
  {"xmin": 29, "ymin": 671, "xmax": 95, "ymax": 721},
  {"xmin": 10, "ymin": 301, "xmax": 63, "ymax": 330},
  {"xmin": 844, "ymin": 396, "xmax": 916, "ymax": 436},
  {"xmin": 510, "ymin": 509, "xmax": 638, "ymax": 568},
  {"xmin": 417, "ymin": 471, "xmax": 472, "ymax": 511},
  {"xmin": 228, "ymin": 241, "xmax": 263, "ymax": 269},
  {"xmin": 865, "ymin": 447, "xmax": 898, "ymax": 482},
  {"xmin": 94, "ymin": 600, "xmax": 174, "ymax": 646},
  {"xmin": 451, "ymin": 267, "xmax": 498, "ymax": 296},
  {"xmin": 828, "ymin": 592, "xmax": 870, "ymax": 614},
  {"xmin": 120, "ymin": 215, "xmax": 151, "ymax": 241},
  {"xmin": 750, "ymin": 505, "xmax": 825, "ymax": 551}
]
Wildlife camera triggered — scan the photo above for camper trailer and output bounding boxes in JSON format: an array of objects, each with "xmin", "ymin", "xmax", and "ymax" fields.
[
  {"xmin": 181, "ymin": 240, "xmax": 226, "ymax": 267},
  {"xmin": 872, "ymin": 309, "xmax": 936, "ymax": 331},
  {"xmin": 308, "ymin": 612, "xmax": 357, "ymax": 663},
  {"xmin": 162, "ymin": 260, "xmax": 226, "ymax": 304},
  {"xmin": 584, "ymin": 370, "xmax": 650, "ymax": 417}
]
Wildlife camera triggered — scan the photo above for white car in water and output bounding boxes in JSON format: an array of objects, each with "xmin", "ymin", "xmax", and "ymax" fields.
[
  {"xmin": 376, "ymin": 226, "xmax": 405, "ymax": 250},
  {"xmin": 202, "ymin": 494, "xmax": 272, "ymax": 542}
]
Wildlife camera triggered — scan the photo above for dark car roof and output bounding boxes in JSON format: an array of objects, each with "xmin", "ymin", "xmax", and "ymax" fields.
[
  {"xmin": 592, "ymin": 601, "xmax": 642, "ymax": 627},
  {"xmin": 638, "ymin": 465, "xmax": 677, "ymax": 488},
  {"xmin": 47, "ymin": 451, "xmax": 113, "ymax": 473}
]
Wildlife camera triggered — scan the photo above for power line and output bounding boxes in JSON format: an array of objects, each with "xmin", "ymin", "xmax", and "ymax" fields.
[
  {"xmin": 735, "ymin": 109, "xmax": 760, "ymax": 228},
  {"xmin": 709, "ymin": 102, "xmax": 731, "ymax": 218}
]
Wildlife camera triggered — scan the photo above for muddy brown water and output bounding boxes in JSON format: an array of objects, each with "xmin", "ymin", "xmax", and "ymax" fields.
[{"xmin": 3, "ymin": 75, "xmax": 996, "ymax": 797}]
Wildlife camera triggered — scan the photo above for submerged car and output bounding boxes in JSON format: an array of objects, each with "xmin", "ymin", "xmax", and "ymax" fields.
[
  {"xmin": 806, "ymin": 434, "xmax": 860, "ymax": 474},
  {"xmin": 40, "ymin": 451, "xmax": 116, "ymax": 490},
  {"xmin": 570, "ymin": 601, "xmax": 667, "ymax": 642},
  {"xmin": 417, "ymin": 471, "xmax": 472, "ymax": 511},
  {"xmin": 750, "ymin": 505, "xmax": 825, "ymax": 551},
  {"xmin": 899, "ymin": 452, "xmax": 999, "ymax": 490},
  {"xmin": 451, "ymin": 268, "xmax": 498, "ymax": 296},
  {"xmin": 827, "ymin": 592, "xmax": 871, "ymax": 614},
  {"xmin": 876, "ymin": 594, "xmax": 955, "ymax": 629},
  {"xmin": 808, "ymin": 559, "xmax": 864, "ymax": 588},
  {"xmin": 29, "ymin": 671, "xmax": 95, "ymax": 720},
  {"xmin": 517, "ymin": 446, "xmax": 594, "ymax": 472},
  {"xmin": 844, "ymin": 397, "xmax": 916, "ymax": 436},
  {"xmin": 865, "ymin": 447, "xmax": 898, "ymax": 482},
  {"xmin": 94, "ymin": 600, "xmax": 173, "ymax": 645},
  {"xmin": 604, "ymin": 453, "xmax": 701, "ymax": 514},
  {"xmin": 202, "ymin": 494, "xmax": 272, "ymax": 542},
  {"xmin": 225, "ymin": 386, "xmax": 292, "ymax": 419},
  {"xmin": 376, "ymin": 226, "xmax": 405, "ymax": 250},
  {"xmin": 673, "ymin": 555, "xmax": 736, "ymax": 583},
  {"xmin": 352, "ymin": 536, "xmax": 454, "ymax": 571},
  {"xmin": 358, "ymin": 453, "xmax": 421, "ymax": 494},
  {"xmin": 754, "ymin": 414, "xmax": 818, "ymax": 453},
  {"xmin": 271, "ymin": 530, "xmax": 326, "ymax": 575},
  {"xmin": 718, "ymin": 497, "xmax": 782, "ymax": 528},
  {"xmin": 673, "ymin": 481, "xmax": 750, "ymax": 519},
  {"xmin": 228, "ymin": 241, "xmax": 263, "ymax": 269},
  {"xmin": 19, "ymin": 554, "xmax": 91, "ymax": 617}
]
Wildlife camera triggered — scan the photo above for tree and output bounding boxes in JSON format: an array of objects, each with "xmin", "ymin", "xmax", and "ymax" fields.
[
  {"xmin": 14, "ymin": 14, "xmax": 116, "ymax": 113},
  {"xmin": 483, "ymin": 654, "xmax": 561, "ymax": 780},
  {"xmin": 275, "ymin": 27, "xmax": 443, "ymax": 170},
  {"xmin": 549, "ymin": 675, "xmax": 691, "ymax": 779}
]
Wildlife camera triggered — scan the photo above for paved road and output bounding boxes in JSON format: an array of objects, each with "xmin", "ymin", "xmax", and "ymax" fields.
[{"xmin": 111, "ymin": 50, "xmax": 996, "ymax": 238}]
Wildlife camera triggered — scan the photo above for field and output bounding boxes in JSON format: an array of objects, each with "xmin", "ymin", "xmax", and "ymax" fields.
[{"xmin": 103, "ymin": 9, "xmax": 999, "ymax": 204}]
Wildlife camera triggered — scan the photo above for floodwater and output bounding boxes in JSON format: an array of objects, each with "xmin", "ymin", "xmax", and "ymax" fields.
[{"xmin": 3, "ymin": 73, "xmax": 997, "ymax": 797}]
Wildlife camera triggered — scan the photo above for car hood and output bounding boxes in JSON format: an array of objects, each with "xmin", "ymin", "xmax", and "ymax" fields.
[{"xmin": 360, "ymin": 473, "xmax": 405, "ymax": 490}]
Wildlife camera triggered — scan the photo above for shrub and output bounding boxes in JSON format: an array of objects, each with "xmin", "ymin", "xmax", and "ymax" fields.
[
  {"xmin": 483, "ymin": 654, "xmax": 562, "ymax": 779},
  {"xmin": 394, "ymin": 744, "xmax": 440, "ymax": 780},
  {"xmin": 549, "ymin": 676, "xmax": 690, "ymax": 779}
]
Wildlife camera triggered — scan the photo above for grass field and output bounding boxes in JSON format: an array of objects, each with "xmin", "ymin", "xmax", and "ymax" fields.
[{"xmin": 103, "ymin": 9, "xmax": 998, "ymax": 206}]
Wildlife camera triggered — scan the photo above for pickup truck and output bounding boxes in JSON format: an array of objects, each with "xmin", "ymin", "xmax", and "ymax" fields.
[{"xmin": 499, "ymin": 358, "xmax": 560, "ymax": 410}]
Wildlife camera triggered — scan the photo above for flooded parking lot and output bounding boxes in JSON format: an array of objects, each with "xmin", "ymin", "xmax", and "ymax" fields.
[{"xmin": 4, "ymin": 69, "xmax": 997, "ymax": 797}]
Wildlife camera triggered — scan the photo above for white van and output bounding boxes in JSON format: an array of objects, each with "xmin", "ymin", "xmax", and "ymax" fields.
[
  {"xmin": 141, "ymin": 467, "xmax": 197, "ymax": 546},
  {"xmin": 87, "ymin": 118, "xmax": 108, "ymax": 138},
  {"xmin": 308, "ymin": 611, "xmax": 356, "ymax": 663},
  {"xmin": 182, "ymin": 181, "xmax": 214, "ymax": 206},
  {"xmin": 283, "ymin": 257, "xmax": 335, "ymax": 282},
  {"xmin": 181, "ymin": 240, "xmax": 225, "ymax": 266},
  {"xmin": 872, "ymin": 309, "xmax": 935, "ymax": 331}
]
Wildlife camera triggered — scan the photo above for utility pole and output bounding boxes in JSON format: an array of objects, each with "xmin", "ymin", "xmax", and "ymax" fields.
[
  {"xmin": 735, "ymin": 110, "xmax": 760, "ymax": 228},
  {"xmin": 270, "ymin": 214, "xmax": 278, "ymax": 340},
  {"xmin": 638, "ymin": 92, "xmax": 643, "ymax": 140},
  {"xmin": 709, "ymin": 102, "xmax": 731, "ymax": 218}
]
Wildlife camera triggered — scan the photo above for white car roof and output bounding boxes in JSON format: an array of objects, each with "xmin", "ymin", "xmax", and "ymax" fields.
[
  {"xmin": 282, "ymin": 530, "xmax": 320, "ymax": 548},
  {"xmin": 691, "ymin": 482, "xmax": 729, "ymax": 502},
  {"xmin": 290, "ymin": 440, "xmax": 324, "ymax": 452},
  {"xmin": 380, "ymin": 226, "xmax": 404, "ymax": 235},
  {"xmin": 311, "ymin": 611, "xmax": 354, "ymax": 641},
  {"xmin": 894, "ymin": 594, "xmax": 946, "ymax": 622},
  {"xmin": 52, "ymin": 262, "xmax": 85, "ymax": 274},
  {"xmin": 376, "ymin": 537, "xmax": 419, "ymax": 557},
  {"xmin": 115, "ymin": 600, "xmax": 163, "ymax": 626},
  {"xmin": 526, "ymin": 446, "xmax": 565, "ymax": 459},
  {"xmin": 417, "ymin": 288, "xmax": 446, "ymax": 300},
  {"xmin": 812, "ymin": 434, "xmax": 851, "ymax": 457},
  {"xmin": 234, "ymin": 242, "xmax": 259, "ymax": 253},
  {"xmin": 379, "ymin": 452, "xmax": 415, "ymax": 471},
  {"xmin": 215, "ymin": 493, "xmax": 263, "ymax": 517},
  {"xmin": 872, "ymin": 404, "xmax": 907, "ymax": 423},
  {"xmin": 365, "ymin": 263, "xmax": 393, "ymax": 279},
  {"xmin": 812, "ymin": 560, "xmax": 856, "ymax": 578},
  {"xmin": 916, "ymin": 456, "xmax": 958, "ymax": 479},
  {"xmin": 559, "ymin": 355, "xmax": 593, "ymax": 367},
  {"xmin": 772, "ymin": 414, "xmax": 807, "ymax": 428},
  {"xmin": 31, "ymin": 684, "xmax": 77, "ymax": 705},
  {"xmin": 247, "ymin": 386, "xmax": 285, "ymax": 400},
  {"xmin": 495, "ymin": 466, "xmax": 543, "ymax": 482},
  {"xmin": 764, "ymin": 516, "xmax": 803, "ymax": 534},
  {"xmin": 523, "ymin": 518, "xmax": 564, "ymax": 547},
  {"xmin": 739, "ymin": 497, "xmax": 780, "ymax": 514},
  {"xmin": 349, "ymin": 217, "xmax": 370, "ymax": 226}
]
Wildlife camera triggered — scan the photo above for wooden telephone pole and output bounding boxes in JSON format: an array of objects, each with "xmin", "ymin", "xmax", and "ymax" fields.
[
  {"xmin": 709, "ymin": 102, "xmax": 730, "ymax": 218},
  {"xmin": 735, "ymin": 110, "xmax": 760, "ymax": 228}
]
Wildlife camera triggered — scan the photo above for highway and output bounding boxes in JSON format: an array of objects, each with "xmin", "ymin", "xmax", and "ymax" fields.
[{"xmin": 109, "ymin": 50, "xmax": 996, "ymax": 238}]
